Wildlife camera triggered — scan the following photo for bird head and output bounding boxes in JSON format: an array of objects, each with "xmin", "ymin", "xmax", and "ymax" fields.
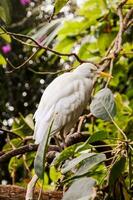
[
  {"xmin": 73, "ymin": 63, "xmax": 112, "ymax": 79},
  {"xmin": 73, "ymin": 63, "xmax": 98, "ymax": 79}
]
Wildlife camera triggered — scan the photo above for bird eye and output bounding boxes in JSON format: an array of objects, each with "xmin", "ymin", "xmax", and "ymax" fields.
[{"xmin": 91, "ymin": 68, "xmax": 97, "ymax": 72}]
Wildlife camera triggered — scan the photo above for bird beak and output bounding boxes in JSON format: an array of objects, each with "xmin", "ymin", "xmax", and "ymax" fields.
[{"xmin": 98, "ymin": 71, "xmax": 113, "ymax": 78}]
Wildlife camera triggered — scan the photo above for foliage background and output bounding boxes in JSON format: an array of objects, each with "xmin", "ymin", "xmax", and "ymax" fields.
[{"xmin": 0, "ymin": 0, "xmax": 133, "ymax": 199}]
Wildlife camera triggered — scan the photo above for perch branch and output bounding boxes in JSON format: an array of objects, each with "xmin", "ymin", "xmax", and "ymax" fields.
[
  {"xmin": 0, "ymin": 144, "xmax": 60, "ymax": 163},
  {"xmin": 0, "ymin": 144, "xmax": 38, "ymax": 163}
]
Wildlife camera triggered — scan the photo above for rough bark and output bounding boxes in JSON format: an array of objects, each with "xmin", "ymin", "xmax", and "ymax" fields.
[{"xmin": 0, "ymin": 185, "xmax": 63, "ymax": 200}]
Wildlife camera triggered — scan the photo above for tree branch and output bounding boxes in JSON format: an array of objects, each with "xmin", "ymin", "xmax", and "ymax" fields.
[
  {"xmin": 0, "ymin": 185, "xmax": 62, "ymax": 200},
  {"xmin": 28, "ymin": 67, "xmax": 74, "ymax": 75},
  {"xmin": 6, "ymin": 50, "xmax": 39, "ymax": 73},
  {"xmin": 0, "ymin": 144, "xmax": 60, "ymax": 163},
  {"xmin": 123, "ymin": 7, "xmax": 133, "ymax": 29},
  {"xmin": 99, "ymin": 0, "xmax": 131, "ymax": 72},
  {"xmin": 0, "ymin": 26, "xmax": 96, "ymax": 68}
]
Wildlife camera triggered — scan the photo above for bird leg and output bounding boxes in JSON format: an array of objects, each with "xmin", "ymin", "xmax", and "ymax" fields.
[
  {"xmin": 60, "ymin": 129, "xmax": 67, "ymax": 148},
  {"xmin": 77, "ymin": 116, "xmax": 86, "ymax": 133},
  {"xmin": 54, "ymin": 133, "xmax": 63, "ymax": 150}
]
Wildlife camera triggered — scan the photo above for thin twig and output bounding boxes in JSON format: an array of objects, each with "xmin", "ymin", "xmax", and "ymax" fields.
[
  {"xmin": 23, "ymin": 154, "xmax": 32, "ymax": 176},
  {"xmin": 7, "ymin": 133, "xmax": 16, "ymax": 150},
  {"xmin": 0, "ymin": 26, "xmax": 96, "ymax": 66},
  {"xmin": 98, "ymin": 0, "xmax": 131, "ymax": 72},
  {"xmin": 28, "ymin": 67, "xmax": 74, "ymax": 75},
  {"xmin": 105, "ymin": 57, "xmax": 114, "ymax": 87},
  {"xmin": 128, "ymin": 148, "xmax": 132, "ymax": 190},
  {"xmin": 6, "ymin": 50, "xmax": 39, "ymax": 73},
  {"xmin": 123, "ymin": 7, "xmax": 133, "ymax": 29},
  {"xmin": 114, "ymin": 3, "xmax": 124, "ymax": 55},
  {"xmin": 100, "ymin": 143, "xmax": 122, "ymax": 185},
  {"xmin": 101, "ymin": 101, "xmax": 127, "ymax": 140},
  {"xmin": 11, "ymin": 34, "xmax": 37, "ymax": 48},
  {"xmin": 0, "ymin": 127, "xmax": 22, "ymax": 139},
  {"xmin": 92, "ymin": 144, "xmax": 117, "ymax": 148},
  {"xmin": 127, "ymin": 18, "xmax": 133, "ymax": 28}
]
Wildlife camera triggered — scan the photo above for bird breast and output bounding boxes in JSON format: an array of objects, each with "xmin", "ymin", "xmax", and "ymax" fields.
[{"xmin": 50, "ymin": 77, "xmax": 93, "ymax": 135}]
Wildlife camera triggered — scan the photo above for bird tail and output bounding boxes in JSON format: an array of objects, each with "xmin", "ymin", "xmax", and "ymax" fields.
[{"xmin": 33, "ymin": 105, "xmax": 55, "ymax": 144}]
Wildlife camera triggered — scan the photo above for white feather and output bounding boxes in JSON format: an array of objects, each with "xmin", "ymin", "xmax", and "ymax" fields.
[{"xmin": 33, "ymin": 63, "xmax": 96, "ymax": 144}]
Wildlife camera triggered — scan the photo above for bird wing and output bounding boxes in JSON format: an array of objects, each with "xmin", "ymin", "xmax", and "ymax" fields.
[
  {"xmin": 34, "ymin": 73, "xmax": 73, "ymax": 121},
  {"xmin": 33, "ymin": 73, "xmax": 93, "ymax": 144}
]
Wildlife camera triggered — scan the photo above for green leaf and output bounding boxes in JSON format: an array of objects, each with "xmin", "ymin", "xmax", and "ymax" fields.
[
  {"xmin": 0, "ymin": 0, "xmax": 12, "ymax": 24},
  {"xmin": 49, "ymin": 166, "xmax": 61, "ymax": 182},
  {"xmin": 3, "ymin": 138, "xmax": 22, "ymax": 151},
  {"xmin": 78, "ymin": 42, "xmax": 100, "ymax": 62},
  {"xmin": 37, "ymin": 171, "xmax": 55, "ymax": 190},
  {"xmin": 54, "ymin": 37, "xmax": 76, "ymax": 54},
  {"xmin": 11, "ymin": 114, "xmax": 34, "ymax": 137},
  {"xmin": 43, "ymin": 173, "xmax": 49, "ymax": 185},
  {"xmin": 0, "ymin": 6, "xmax": 6, "ymax": 23},
  {"xmin": 77, "ymin": 0, "xmax": 108, "ymax": 22},
  {"xmin": 97, "ymin": 32, "xmax": 116, "ymax": 55},
  {"xmin": 114, "ymin": 93, "xmax": 132, "ymax": 131},
  {"xmin": 75, "ymin": 131, "xmax": 113, "ymax": 153},
  {"xmin": 20, "ymin": 113, "xmax": 34, "ymax": 131},
  {"xmin": 25, "ymin": 152, "xmax": 36, "ymax": 167},
  {"xmin": 54, "ymin": 144, "xmax": 79, "ymax": 166},
  {"xmin": 0, "ymin": 28, "xmax": 11, "ymax": 42},
  {"xmin": 57, "ymin": 20, "xmax": 89, "ymax": 40},
  {"xmin": 90, "ymin": 88, "xmax": 116, "ymax": 121},
  {"xmin": 11, "ymin": 119, "xmax": 26, "ymax": 138},
  {"xmin": 88, "ymin": 131, "xmax": 112, "ymax": 143},
  {"xmin": 75, "ymin": 153, "xmax": 106, "ymax": 177},
  {"xmin": 109, "ymin": 156, "xmax": 126, "ymax": 188},
  {"xmin": 125, "ymin": 117, "xmax": 133, "ymax": 140},
  {"xmin": 54, "ymin": 0, "xmax": 69, "ymax": 15},
  {"xmin": 62, "ymin": 177, "xmax": 96, "ymax": 200},
  {"xmin": 61, "ymin": 153, "xmax": 95, "ymax": 174},
  {"xmin": 0, "ymin": 54, "xmax": 7, "ymax": 65},
  {"xmin": 34, "ymin": 119, "xmax": 54, "ymax": 178},
  {"xmin": 122, "ymin": 43, "xmax": 133, "ymax": 59},
  {"xmin": 8, "ymin": 157, "xmax": 23, "ymax": 177},
  {"xmin": 54, "ymin": 143, "xmax": 91, "ymax": 167}
]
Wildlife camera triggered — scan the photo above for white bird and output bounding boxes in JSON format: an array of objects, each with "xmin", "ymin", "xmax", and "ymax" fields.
[{"xmin": 33, "ymin": 63, "xmax": 108, "ymax": 144}]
